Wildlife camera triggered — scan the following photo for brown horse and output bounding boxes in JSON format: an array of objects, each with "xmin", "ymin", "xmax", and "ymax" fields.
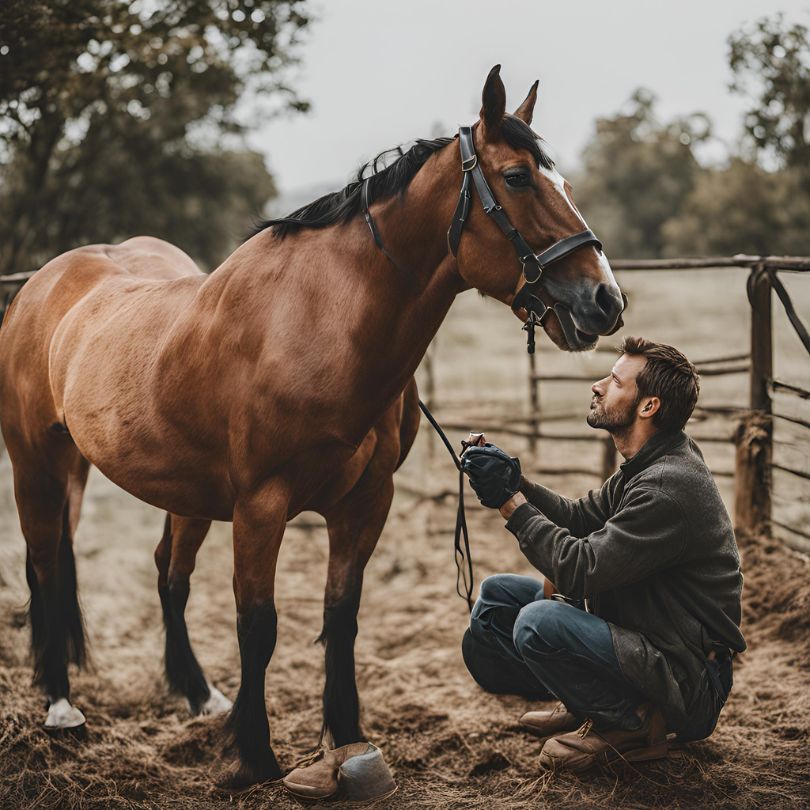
[{"xmin": 0, "ymin": 66, "xmax": 623, "ymax": 787}]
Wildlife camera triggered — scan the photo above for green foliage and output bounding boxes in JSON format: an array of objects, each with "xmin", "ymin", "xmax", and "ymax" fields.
[
  {"xmin": 0, "ymin": 0, "xmax": 310, "ymax": 273},
  {"xmin": 729, "ymin": 14, "xmax": 810, "ymax": 174},
  {"xmin": 574, "ymin": 89, "xmax": 710, "ymax": 258},
  {"xmin": 662, "ymin": 159, "xmax": 810, "ymax": 256},
  {"xmin": 666, "ymin": 14, "xmax": 810, "ymax": 256},
  {"xmin": 576, "ymin": 13, "xmax": 810, "ymax": 258}
]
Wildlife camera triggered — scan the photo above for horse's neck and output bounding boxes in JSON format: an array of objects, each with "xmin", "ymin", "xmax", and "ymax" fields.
[
  {"xmin": 196, "ymin": 150, "xmax": 464, "ymax": 433},
  {"xmin": 312, "ymin": 161, "xmax": 464, "ymax": 412}
]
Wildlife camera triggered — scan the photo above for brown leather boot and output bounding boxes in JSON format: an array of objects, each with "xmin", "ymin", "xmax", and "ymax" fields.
[
  {"xmin": 283, "ymin": 743, "xmax": 370, "ymax": 799},
  {"xmin": 539, "ymin": 705, "xmax": 668, "ymax": 773},
  {"xmin": 519, "ymin": 702, "xmax": 580, "ymax": 738},
  {"xmin": 283, "ymin": 742, "xmax": 396, "ymax": 801}
]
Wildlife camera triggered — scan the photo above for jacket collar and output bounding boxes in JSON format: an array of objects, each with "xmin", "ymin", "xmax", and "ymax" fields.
[{"xmin": 620, "ymin": 429, "xmax": 687, "ymax": 481}]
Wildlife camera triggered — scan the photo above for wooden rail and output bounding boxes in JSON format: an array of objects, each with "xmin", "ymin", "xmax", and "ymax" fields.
[{"xmin": 421, "ymin": 255, "xmax": 810, "ymax": 547}]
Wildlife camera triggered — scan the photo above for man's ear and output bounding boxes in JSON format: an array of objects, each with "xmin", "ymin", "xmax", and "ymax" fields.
[
  {"xmin": 480, "ymin": 64, "xmax": 506, "ymax": 140},
  {"xmin": 514, "ymin": 80, "xmax": 539, "ymax": 125},
  {"xmin": 639, "ymin": 397, "xmax": 661, "ymax": 420}
]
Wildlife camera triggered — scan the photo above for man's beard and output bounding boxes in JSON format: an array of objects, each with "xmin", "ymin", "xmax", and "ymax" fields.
[{"xmin": 587, "ymin": 398, "xmax": 637, "ymax": 434}]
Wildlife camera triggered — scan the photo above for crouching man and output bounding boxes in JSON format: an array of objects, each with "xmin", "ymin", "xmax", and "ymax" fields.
[{"xmin": 460, "ymin": 337, "xmax": 745, "ymax": 772}]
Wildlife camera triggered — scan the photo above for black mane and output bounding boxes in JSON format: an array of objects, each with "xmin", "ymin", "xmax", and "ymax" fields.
[{"xmin": 251, "ymin": 115, "xmax": 555, "ymax": 239}]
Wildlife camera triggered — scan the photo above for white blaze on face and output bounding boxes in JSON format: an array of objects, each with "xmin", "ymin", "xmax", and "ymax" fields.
[{"xmin": 537, "ymin": 163, "xmax": 619, "ymax": 291}]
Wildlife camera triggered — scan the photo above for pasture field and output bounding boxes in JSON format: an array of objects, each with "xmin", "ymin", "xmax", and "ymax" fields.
[{"xmin": 1, "ymin": 267, "xmax": 808, "ymax": 808}]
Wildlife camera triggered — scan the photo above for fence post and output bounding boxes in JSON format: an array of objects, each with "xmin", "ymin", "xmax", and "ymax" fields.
[
  {"xmin": 734, "ymin": 263, "xmax": 772, "ymax": 536},
  {"xmin": 528, "ymin": 346, "xmax": 539, "ymax": 456}
]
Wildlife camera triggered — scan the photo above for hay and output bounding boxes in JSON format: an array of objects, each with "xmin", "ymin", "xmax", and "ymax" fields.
[{"xmin": 1, "ymin": 466, "xmax": 809, "ymax": 809}]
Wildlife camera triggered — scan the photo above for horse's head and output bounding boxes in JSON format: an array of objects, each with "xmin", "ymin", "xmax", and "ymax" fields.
[{"xmin": 451, "ymin": 66, "xmax": 624, "ymax": 351}]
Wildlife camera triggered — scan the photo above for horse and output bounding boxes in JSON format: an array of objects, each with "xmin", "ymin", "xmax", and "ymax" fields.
[{"xmin": 0, "ymin": 66, "xmax": 623, "ymax": 788}]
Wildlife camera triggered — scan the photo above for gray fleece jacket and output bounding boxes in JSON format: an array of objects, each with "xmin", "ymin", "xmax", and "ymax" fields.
[{"xmin": 504, "ymin": 428, "xmax": 746, "ymax": 734}]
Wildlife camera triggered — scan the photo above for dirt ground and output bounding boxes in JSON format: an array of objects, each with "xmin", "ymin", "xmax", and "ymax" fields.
[
  {"xmin": 1, "ymin": 271, "xmax": 809, "ymax": 808},
  {"xmin": 1, "ymin": 438, "xmax": 809, "ymax": 809}
]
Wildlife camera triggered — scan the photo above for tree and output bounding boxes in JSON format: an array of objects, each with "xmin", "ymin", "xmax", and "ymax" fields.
[
  {"xmin": 0, "ymin": 0, "xmax": 310, "ymax": 273},
  {"xmin": 663, "ymin": 159, "xmax": 810, "ymax": 256},
  {"xmin": 574, "ymin": 89, "xmax": 711, "ymax": 258},
  {"xmin": 729, "ymin": 14, "xmax": 810, "ymax": 175}
]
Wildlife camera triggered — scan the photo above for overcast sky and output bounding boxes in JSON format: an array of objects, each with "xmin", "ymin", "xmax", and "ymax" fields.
[{"xmin": 250, "ymin": 0, "xmax": 809, "ymax": 196}]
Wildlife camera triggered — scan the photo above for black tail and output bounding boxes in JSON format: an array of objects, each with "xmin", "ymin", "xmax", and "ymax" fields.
[{"xmin": 26, "ymin": 507, "xmax": 87, "ymax": 696}]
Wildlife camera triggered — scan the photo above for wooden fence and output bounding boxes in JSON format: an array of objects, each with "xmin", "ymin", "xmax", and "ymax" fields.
[{"xmin": 425, "ymin": 255, "xmax": 810, "ymax": 547}]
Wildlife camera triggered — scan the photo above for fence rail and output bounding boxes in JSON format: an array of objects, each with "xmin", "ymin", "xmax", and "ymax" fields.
[{"xmin": 423, "ymin": 255, "xmax": 810, "ymax": 549}]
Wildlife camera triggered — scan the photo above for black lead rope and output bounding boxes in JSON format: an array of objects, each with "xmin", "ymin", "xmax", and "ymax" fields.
[{"xmin": 417, "ymin": 399, "xmax": 475, "ymax": 613}]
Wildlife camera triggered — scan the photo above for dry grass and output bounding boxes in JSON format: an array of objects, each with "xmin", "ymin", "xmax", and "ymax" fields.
[{"xmin": 1, "ymin": 455, "xmax": 808, "ymax": 809}]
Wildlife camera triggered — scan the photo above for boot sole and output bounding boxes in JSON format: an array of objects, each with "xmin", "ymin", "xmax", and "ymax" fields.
[{"xmin": 282, "ymin": 779, "xmax": 338, "ymax": 800}]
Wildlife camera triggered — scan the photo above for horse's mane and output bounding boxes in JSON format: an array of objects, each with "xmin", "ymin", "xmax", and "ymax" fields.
[{"xmin": 250, "ymin": 115, "xmax": 555, "ymax": 240}]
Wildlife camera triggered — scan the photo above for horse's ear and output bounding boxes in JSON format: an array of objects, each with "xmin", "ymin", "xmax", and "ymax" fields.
[
  {"xmin": 514, "ymin": 80, "xmax": 539, "ymax": 125},
  {"xmin": 480, "ymin": 64, "xmax": 506, "ymax": 139}
]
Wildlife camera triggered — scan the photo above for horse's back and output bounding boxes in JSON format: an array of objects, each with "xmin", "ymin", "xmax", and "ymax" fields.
[
  {"xmin": 2, "ymin": 236, "xmax": 201, "ymax": 333},
  {"xmin": 0, "ymin": 237, "xmax": 203, "ymax": 443}
]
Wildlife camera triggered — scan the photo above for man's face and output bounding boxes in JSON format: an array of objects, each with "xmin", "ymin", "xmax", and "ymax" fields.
[{"xmin": 587, "ymin": 354, "xmax": 647, "ymax": 433}]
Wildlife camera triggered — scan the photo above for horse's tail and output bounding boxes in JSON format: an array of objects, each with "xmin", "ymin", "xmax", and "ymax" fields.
[{"xmin": 26, "ymin": 506, "xmax": 87, "ymax": 688}]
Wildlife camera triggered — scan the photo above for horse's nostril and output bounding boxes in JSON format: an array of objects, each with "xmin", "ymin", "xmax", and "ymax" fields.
[{"xmin": 595, "ymin": 283, "xmax": 621, "ymax": 317}]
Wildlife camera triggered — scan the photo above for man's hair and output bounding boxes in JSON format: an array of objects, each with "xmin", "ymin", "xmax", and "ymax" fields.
[{"xmin": 620, "ymin": 336, "xmax": 700, "ymax": 432}]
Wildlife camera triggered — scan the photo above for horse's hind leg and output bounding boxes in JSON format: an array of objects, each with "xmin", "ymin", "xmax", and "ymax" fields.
[
  {"xmin": 14, "ymin": 451, "xmax": 90, "ymax": 731},
  {"xmin": 320, "ymin": 465, "xmax": 396, "ymax": 746},
  {"xmin": 154, "ymin": 514, "xmax": 232, "ymax": 716}
]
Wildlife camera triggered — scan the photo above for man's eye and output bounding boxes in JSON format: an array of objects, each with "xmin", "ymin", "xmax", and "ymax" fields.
[{"xmin": 505, "ymin": 172, "xmax": 531, "ymax": 188}]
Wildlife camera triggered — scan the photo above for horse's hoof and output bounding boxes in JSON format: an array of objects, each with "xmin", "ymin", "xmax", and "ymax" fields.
[
  {"xmin": 198, "ymin": 685, "xmax": 233, "ymax": 717},
  {"xmin": 44, "ymin": 698, "xmax": 86, "ymax": 736}
]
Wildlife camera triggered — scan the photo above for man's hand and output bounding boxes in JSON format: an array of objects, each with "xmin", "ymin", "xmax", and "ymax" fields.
[{"xmin": 460, "ymin": 443, "xmax": 522, "ymax": 509}]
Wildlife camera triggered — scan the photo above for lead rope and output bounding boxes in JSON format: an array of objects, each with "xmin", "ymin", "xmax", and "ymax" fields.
[{"xmin": 418, "ymin": 399, "xmax": 475, "ymax": 612}]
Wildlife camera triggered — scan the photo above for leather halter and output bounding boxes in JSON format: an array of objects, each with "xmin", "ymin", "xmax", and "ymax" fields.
[
  {"xmin": 447, "ymin": 126, "xmax": 602, "ymax": 323},
  {"xmin": 361, "ymin": 125, "xmax": 607, "ymax": 352}
]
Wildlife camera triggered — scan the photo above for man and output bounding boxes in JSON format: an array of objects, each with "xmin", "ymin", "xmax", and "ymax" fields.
[{"xmin": 460, "ymin": 336, "xmax": 745, "ymax": 772}]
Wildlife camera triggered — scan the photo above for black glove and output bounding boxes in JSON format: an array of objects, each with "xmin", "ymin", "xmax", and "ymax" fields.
[{"xmin": 461, "ymin": 444, "xmax": 522, "ymax": 509}]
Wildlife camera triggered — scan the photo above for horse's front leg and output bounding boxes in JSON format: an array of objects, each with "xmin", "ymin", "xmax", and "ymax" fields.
[
  {"xmin": 321, "ymin": 472, "xmax": 395, "ymax": 746},
  {"xmin": 224, "ymin": 480, "xmax": 290, "ymax": 788}
]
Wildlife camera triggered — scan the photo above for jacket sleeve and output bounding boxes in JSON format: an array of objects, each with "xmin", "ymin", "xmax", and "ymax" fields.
[
  {"xmin": 518, "ymin": 474, "xmax": 615, "ymax": 536},
  {"xmin": 505, "ymin": 485, "xmax": 687, "ymax": 598}
]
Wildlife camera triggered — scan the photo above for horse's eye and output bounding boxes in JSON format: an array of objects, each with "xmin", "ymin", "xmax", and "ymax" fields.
[{"xmin": 505, "ymin": 172, "xmax": 531, "ymax": 188}]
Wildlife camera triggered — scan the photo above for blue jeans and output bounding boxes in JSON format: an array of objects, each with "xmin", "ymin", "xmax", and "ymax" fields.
[{"xmin": 462, "ymin": 573, "xmax": 647, "ymax": 731}]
